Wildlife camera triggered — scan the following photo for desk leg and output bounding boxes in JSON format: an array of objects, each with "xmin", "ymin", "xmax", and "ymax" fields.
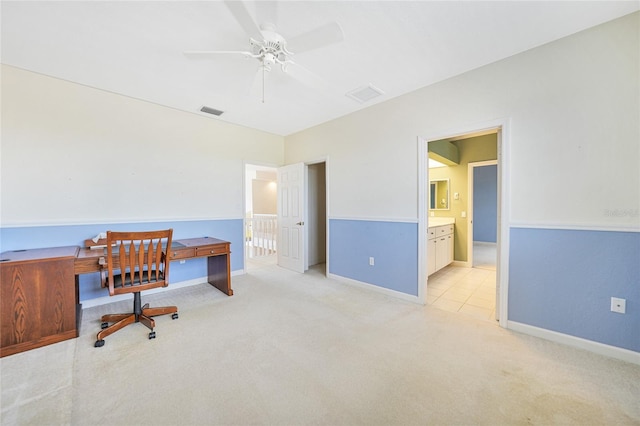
[
  {"xmin": 75, "ymin": 275, "xmax": 82, "ymax": 337},
  {"xmin": 207, "ymin": 254, "xmax": 233, "ymax": 296}
]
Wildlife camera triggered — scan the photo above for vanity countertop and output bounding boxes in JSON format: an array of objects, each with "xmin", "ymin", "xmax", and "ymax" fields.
[{"xmin": 428, "ymin": 217, "xmax": 455, "ymax": 227}]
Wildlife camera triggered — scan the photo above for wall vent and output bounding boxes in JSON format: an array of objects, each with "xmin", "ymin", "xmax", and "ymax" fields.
[
  {"xmin": 345, "ymin": 84, "xmax": 384, "ymax": 103},
  {"xmin": 200, "ymin": 106, "xmax": 224, "ymax": 116}
]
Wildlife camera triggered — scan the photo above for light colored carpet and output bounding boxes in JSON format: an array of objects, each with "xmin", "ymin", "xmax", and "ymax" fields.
[{"xmin": 2, "ymin": 264, "xmax": 639, "ymax": 425}]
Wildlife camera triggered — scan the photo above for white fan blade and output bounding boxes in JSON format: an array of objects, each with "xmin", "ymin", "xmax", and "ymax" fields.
[
  {"xmin": 287, "ymin": 22, "xmax": 344, "ymax": 54},
  {"xmin": 224, "ymin": 0, "xmax": 263, "ymax": 41},
  {"xmin": 183, "ymin": 50, "xmax": 253, "ymax": 59},
  {"xmin": 255, "ymin": 1, "xmax": 278, "ymax": 29},
  {"xmin": 284, "ymin": 61, "xmax": 328, "ymax": 91}
]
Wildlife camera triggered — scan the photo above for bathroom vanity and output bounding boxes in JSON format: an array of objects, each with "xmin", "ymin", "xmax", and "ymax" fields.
[{"xmin": 428, "ymin": 217, "xmax": 455, "ymax": 275}]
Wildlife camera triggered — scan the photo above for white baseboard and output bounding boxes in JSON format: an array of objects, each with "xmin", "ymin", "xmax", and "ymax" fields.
[
  {"xmin": 327, "ymin": 273, "xmax": 421, "ymax": 304},
  {"xmin": 507, "ymin": 320, "xmax": 640, "ymax": 365},
  {"xmin": 81, "ymin": 270, "xmax": 244, "ymax": 309}
]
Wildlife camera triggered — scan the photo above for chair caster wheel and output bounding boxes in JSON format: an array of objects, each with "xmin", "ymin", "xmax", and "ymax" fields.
[
  {"xmin": 149, "ymin": 331, "xmax": 156, "ymax": 339},
  {"xmin": 101, "ymin": 322, "xmax": 109, "ymax": 329},
  {"xmin": 172, "ymin": 313, "xmax": 179, "ymax": 320},
  {"xmin": 95, "ymin": 340, "xmax": 105, "ymax": 347}
]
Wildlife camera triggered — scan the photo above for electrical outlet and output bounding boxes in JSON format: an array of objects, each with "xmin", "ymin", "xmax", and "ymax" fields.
[
  {"xmin": 179, "ymin": 260, "xmax": 186, "ymax": 264},
  {"xmin": 611, "ymin": 297, "xmax": 626, "ymax": 314},
  {"xmin": 369, "ymin": 257, "xmax": 375, "ymax": 266}
]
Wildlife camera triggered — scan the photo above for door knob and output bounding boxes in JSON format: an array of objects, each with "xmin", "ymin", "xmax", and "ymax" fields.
[{"xmin": 296, "ymin": 221, "xmax": 304, "ymax": 226}]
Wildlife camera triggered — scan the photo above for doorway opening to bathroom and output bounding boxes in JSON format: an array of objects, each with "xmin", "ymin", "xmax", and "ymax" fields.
[{"xmin": 419, "ymin": 121, "xmax": 509, "ymax": 327}]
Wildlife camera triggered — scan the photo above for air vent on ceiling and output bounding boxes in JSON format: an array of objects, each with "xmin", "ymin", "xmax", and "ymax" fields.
[
  {"xmin": 200, "ymin": 106, "xmax": 224, "ymax": 116},
  {"xmin": 345, "ymin": 84, "xmax": 384, "ymax": 103}
]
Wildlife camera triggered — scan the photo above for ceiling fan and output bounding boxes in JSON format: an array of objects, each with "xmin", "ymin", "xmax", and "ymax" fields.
[{"xmin": 184, "ymin": 1, "xmax": 344, "ymax": 102}]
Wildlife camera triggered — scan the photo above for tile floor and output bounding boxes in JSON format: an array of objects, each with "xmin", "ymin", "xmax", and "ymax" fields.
[{"xmin": 427, "ymin": 265, "xmax": 497, "ymax": 322}]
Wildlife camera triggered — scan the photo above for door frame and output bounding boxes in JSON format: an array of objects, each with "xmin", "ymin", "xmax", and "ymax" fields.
[
  {"xmin": 418, "ymin": 118, "xmax": 511, "ymax": 328},
  {"xmin": 275, "ymin": 157, "xmax": 330, "ymax": 275},
  {"xmin": 467, "ymin": 159, "xmax": 498, "ymax": 269}
]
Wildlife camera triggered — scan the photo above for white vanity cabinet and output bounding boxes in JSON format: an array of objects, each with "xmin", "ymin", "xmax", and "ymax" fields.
[{"xmin": 427, "ymin": 223, "xmax": 454, "ymax": 275}]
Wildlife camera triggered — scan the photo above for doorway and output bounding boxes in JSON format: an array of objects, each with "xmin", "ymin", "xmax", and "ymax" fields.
[
  {"xmin": 418, "ymin": 121, "xmax": 509, "ymax": 327},
  {"xmin": 306, "ymin": 162, "xmax": 327, "ymax": 275},
  {"xmin": 244, "ymin": 164, "xmax": 278, "ymax": 271}
]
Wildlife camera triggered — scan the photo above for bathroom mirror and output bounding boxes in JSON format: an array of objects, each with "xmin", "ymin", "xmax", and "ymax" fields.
[{"xmin": 429, "ymin": 179, "xmax": 450, "ymax": 210}]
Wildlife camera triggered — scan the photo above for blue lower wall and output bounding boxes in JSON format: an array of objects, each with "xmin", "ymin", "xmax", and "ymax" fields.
[
  {"xmin": 509, "ymin": 227, "xmax": 640, "ymax": 352},
  {"xmin": 0, "ymin": 219, "xmax": 244, "ymax": 302},
  {"xmin": 329, "ymin": 219, "xmax": 418, "ymax": 296},
  {"xmin": 4, "ymin": 218, "xmax": 637, "ymax": 353}
]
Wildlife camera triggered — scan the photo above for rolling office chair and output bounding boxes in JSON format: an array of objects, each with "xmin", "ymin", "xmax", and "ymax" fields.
[{"xmin": 95, "ymin": 229, "xmax": 178, "ymax": 347}]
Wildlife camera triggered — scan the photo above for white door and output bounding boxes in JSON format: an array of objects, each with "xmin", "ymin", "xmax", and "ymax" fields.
[{"xmin": 277, "ymin": 163, "xmax": 305, "ymax": 272}]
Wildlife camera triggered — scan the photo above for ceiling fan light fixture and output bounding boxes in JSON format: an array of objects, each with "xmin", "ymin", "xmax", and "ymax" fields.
[
  {"xmin": 200, "ymin": 106, "xmax": 224, "ymax": 116},
  {"xmin": 185, "ymin": 1, "xmax": 344, "ymax": 104},
  {"xmin": 346, "ymin": 84, "xmax": 384, "ymax": 103}
]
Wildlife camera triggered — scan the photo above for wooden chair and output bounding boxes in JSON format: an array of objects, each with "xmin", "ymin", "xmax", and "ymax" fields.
[{"xmin": 95, "ymin": 229, "xmax": 178, "ymax": 347}]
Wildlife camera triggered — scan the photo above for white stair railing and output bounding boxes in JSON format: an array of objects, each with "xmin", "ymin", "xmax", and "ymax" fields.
[{"xmin": 245, "ymin": 214, "xmax": 277, "ymax": 258}]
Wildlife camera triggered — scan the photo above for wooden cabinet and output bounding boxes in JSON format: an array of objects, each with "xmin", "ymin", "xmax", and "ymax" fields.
[
  {"xmin": 1, "ymin": 246, "xmax": 79, "ymax": 357},
  {"xmin": 428, "ymin": 224, "xmax": 454, "ymax": 275}
]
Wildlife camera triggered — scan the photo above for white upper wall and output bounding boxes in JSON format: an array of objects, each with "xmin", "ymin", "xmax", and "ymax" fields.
[
  {"xmin": 2, "ymin": 13, "xmax": 638, "ymax": 230},
  {"xmin": 285, "ymin": 12, "xmax": 639, "ymax": 229},
  {"xmin": 1, "ymin": 65, "xmax": 284, "ymax": 226}
]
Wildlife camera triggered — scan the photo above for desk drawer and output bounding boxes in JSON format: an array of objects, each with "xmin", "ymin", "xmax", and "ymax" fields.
[
  {"xmin": 75, "ymin": 258, "xmax": 101, "ymax": 274},
  {"xmin": 196, "ymin": 245, "xmax": 227, "ymax": 257},
  {"xmin": 170, "ymin": 248, "xmax": 195, "ymax": 260}
]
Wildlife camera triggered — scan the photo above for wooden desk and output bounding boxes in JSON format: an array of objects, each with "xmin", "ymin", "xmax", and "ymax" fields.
[
  {"xmin": 170, "ymin": 237, "xmax": 233, "ymax": 296},
  {"xmin": 1, "ymin": 246, "xmax": 80, "ymax": 357},
  {"xmin": 75, "ymin": 236, "xmax": 232, "ymax": 296},
  {"xmin": 1, "ymin": 237, "xmax": 231, "ymax": 357}
]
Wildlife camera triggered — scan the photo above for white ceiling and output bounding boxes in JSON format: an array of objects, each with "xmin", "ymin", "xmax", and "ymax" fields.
[{"xmin": 2, "ymin": 1, "xmax": 638, "ymax": 136}]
